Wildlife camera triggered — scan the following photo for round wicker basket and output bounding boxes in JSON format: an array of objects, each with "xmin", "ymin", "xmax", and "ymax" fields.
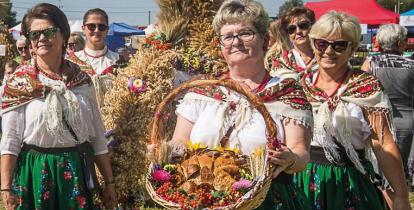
[{"xmin": 146, "ymin": 78, "xmax": 279, "ymax": 209}]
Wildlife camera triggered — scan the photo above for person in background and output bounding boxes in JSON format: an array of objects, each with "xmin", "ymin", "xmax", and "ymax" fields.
[
  {"xmin": 295, "ymin": 11, "xmax": 410, "ymax": 210},
  {"xmin": 269, "ymin": 6, "xmax": 318, "ymax": 80},
  {"xmin": 74, "ymin": 8, "xmax": 119, "ymax": 75},
  {"xmin": 66, "ymin": 8, "xmax": 120, "ymax": 108},
  {"xmin": 0, "ymin": 3, "xmax": 116, "ymax": 209},
  {"xmin": 14, "ymin": 36, "xmax": 31, "ymax": 65},
  {"xmin": 2, "ymin": 60, "xmax": 18, "ymax": 85},
  {"xmin": 264, "ymin": 19, "xmax": 291, "ymax": 70},
  {"xmin": 361, "ymin": 24, "xmax": 414, "ymax": 207},
  {"xmin": 67, "ymin": 32, "xmax": 85, "ymax": 53}
]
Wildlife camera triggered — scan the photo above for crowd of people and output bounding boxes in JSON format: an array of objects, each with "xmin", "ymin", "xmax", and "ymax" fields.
[{"xmin": 0, "ymin": 0, "xmax": 413, "ymax": 210}]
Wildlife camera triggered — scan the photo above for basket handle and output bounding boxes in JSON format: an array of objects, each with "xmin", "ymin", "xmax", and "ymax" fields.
[{"xmin": 150, "ymin": 77, "xmax": 278, "ymax": 148}]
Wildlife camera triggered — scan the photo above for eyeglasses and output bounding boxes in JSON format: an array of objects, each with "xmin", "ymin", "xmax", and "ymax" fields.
[
  {"xmin": 286, "ymin": 21, "xmax": 311, "ymax": 34},
  {"xmin": 26, "ymin": 27, "xmax": 60, "ymax": 41},
  {"xmin": 219, "ymin": 30, "xmax": 256, "ymax": 47},
  {"xmin": 84, "ymin": 23, "xmax": 108, "ymax": 32},
  {"xmin": 313, "ymin": 38, "xmax": 352, "ymax": 53},
  {"xmin": 17, "ymin": 46, "xmax": 29, "ymax": 52}
]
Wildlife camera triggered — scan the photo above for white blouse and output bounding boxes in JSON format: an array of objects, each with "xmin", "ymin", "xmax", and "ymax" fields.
[
  {"xmin": 309, "ymin": 73, "xmax": 372, "ymax": 150},
  {"xmin": 176, "ymin": 88, "xmax": 285, "ymax": 155},
  {"xmin": 75, "ymin": 46, "xmax": 119, "ymax": 75},
  {"xmin": 0, "ymin": 73, "xmax": 108, "ymax": 156}
]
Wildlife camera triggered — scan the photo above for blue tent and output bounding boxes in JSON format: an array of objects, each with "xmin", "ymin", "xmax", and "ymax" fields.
[
  {"xmin": 106, "ymin": 22, "xmax": 145, "ymax": 51},
  {"xmin": 401, "ymin": 9, "xmax": 414, "ymax": 16}
]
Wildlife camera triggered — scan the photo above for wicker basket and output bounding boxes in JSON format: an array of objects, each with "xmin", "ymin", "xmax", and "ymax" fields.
[{"xmin": 146, "ymin": 78, "xmax": 279, "ymax": 210}]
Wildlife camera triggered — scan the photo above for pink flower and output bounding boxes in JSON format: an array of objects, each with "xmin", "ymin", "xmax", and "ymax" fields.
[
  {"xmin": 44, "ymin": 191, "xmax": 50, "ymax": 200},
  {"xmin": 152, "ymin": 169, "xmax": 172, "ymax": 183},
  {"xmin": 64, "ymin": 171, "xmax": 72, "ymax": 181},
  {"xmin": 76, "ymin": 196, "xmax": 86, "ymax": 208},
  {"xmin": 128, "ymin": 78, "xmax": 148, "ymax": 94},
  {"xmin": 232, "ymin": 179, "xmax": 252, "ymax": 191},
  {"xmin": 309, "ymin": 182, "xmax": 317, "ymax": 192}
]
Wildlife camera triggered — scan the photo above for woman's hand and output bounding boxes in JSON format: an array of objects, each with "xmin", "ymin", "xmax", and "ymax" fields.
[
  {"xmin": 102, "ymin": 184, "xmax": 117, "ymax": 209},
  {"xmin": 1, "ymin": 191, "xmax": 18, "ymax": 210},
  {"xmin": 267, "ymin": 145, "xmax": 297, "ymax": 178},
  {"xmin": 392, "ymin": 196, "xmax": 411, "ymax": 210}
]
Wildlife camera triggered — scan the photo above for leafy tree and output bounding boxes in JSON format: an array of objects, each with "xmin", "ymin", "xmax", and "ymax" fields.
[
  {"xmin": 0, "ymin": 1, "xmax": 18, "ymax": 28},
  {"xmin": 376, "ymin": 0, "xmax": 414, "ymax": 14},
  {"xmin": 278, "ymin": 0, "xmax": 304, "ymax": 17}
]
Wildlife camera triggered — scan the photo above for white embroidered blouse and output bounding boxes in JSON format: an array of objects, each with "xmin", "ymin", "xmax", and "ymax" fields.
[
  {"xmin": 75, "ymin": 46, "xmax": 119, "ymax": 75},
  {"xmin": 0, "ymin": 73, "xmax": 108, "ymax": 156}
]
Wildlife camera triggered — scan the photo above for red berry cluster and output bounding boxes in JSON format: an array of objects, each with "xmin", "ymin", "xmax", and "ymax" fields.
[{"xmin": 155, "ymin": 182, "xmax": 244, "ymax": 209}]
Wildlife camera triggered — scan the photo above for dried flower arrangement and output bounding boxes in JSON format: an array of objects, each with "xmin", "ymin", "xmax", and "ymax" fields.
[{"xmin": 100, "ymin": 0, "xmax": 227, "ymax": 208}]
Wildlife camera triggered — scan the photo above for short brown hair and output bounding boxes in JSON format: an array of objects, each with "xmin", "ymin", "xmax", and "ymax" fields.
[
  {"xmin": 281, "ymin": 6, "xmax": 315, "ymax": 33},
  {"xmin": 83, "ymin": 8, "xmax": 109, "ymax": 25},
  {"xmin": 21, "ymin": 3, "xmax": 70, "ymax": 51}
]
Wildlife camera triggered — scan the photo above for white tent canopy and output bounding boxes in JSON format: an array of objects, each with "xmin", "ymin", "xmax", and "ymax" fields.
[{"xmin": 400, "ymin": 16, "xmax": 414, "ymax": 27}]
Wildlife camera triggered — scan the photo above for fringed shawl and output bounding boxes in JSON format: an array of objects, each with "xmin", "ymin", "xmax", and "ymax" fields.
[
  {"xmin": 2, "ymin": 60, "xmax": 93, "ymax": 142},
  {"xmin": 303, "ymin": 70, "xmax": 393, "ymax": 174},
  {"xmin": 187, "ymin": 75, "xmax": 314, "ymax": 147},
  {"xmin": 268, "ymin": 49, "xmax": 318, "ymax": 80}
]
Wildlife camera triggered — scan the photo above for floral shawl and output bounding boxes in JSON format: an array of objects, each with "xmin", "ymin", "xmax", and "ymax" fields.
[
  {"xmin": 303, "ymin": 70, "xmax": 393, "ymax": 174},
  {"xmin": 267, "ymin": 49, "xmax": 318, "ymax": 81},
  {"xmin": 2, "ymin": 60, "xmax": 93, "ymax": 142},
  {"xmin": 187, "ymin": 75, "xmax": 313, "ymax": 147}
]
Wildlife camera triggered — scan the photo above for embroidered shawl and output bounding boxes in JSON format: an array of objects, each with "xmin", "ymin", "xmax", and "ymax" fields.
[
  {"xmin": 303, "ymin": 70, "xmax": 393, "ymax": 174},
  {"xmin": 185, "ymin": 75, "xmax": 313, "ymax": 149},
  {"xmin": 66, "ymin": 51, "xmax": 115, "ymax": 107},
  {"xmin": 267, "ymin": 49, "xmax": 318, "ymax": 81},
  {"xmin": 2, "ymin": 60, "xmax": 93, "ymax": 142}
]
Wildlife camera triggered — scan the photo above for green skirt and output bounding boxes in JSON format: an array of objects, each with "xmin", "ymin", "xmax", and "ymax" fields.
[
  {"xmin": 295, "ymin": 160, "xmax": 387, "ymax": 210},
  {"xmin": 12, "ymin": 145, "xmax": 96, "ymax": 210},
  {"xmin": 255, "ymin": 173, "xmax": 311, "ymax": 210}
]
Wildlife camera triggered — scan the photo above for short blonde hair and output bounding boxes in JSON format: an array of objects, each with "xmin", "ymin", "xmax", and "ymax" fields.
[
  {"xmin": 376, "ymin": 24, "xmax": 407, "ymax": 52},
  {"xmin": 309, "ymin": 11, "xmax": 361, "ymax": 51},
  {"xmin": 213, "ymin": 0, "xmax": 269, "ymax": 35},
  {"xmin": 69, "ymin": 32, "xmax": 85, "ymax": 51}
]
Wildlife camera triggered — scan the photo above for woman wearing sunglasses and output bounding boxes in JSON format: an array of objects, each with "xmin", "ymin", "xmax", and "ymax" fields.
[
  {"xmin": 0, "ymin": 3, "xmax": 116, "ymax": 210},
  {"xmin": 294, "ymin": 11, "xmax": 410, "ymax": 210},
  {"xmin": 269, "ymin": 7, "xmax": 318, "ymax": 80},
  {"xmin": 74, "ymin": 8, "xmax": 119, "ymax": 75}
]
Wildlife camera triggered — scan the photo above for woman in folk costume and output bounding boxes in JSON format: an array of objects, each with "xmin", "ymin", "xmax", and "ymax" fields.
[
  {"xmin": 67, "ymin": 8, "xmax": 119, "ymax": 107},
  {"xmin": 267, "ymin": 7, "xmax": 318, "ymax": 81},
  {"xmin": 0, "ymin": 4, "xmax": 116, "ymax": 209},
  {"xmin": 168, "ymin": 0, "xmax": 313, "ymax": 209},
  {"xmin": 294, "ymin": 11, "xmax": 411, "ymax": 210}
]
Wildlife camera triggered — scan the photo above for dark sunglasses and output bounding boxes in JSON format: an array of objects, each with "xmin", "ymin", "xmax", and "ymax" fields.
[
  {"xmin": 68, "ymin": 43, "xmax": 76, "ymax": 48},
  {"xmin": 84, "ymin": 23, "xmax": 108, "ymax": 32},
  {"xmin": 26, "ymin": 27, "xmax": 60, "ymax": 41},
  {"xmin": 286, "ymin": 21, "xmax": 311, "ymax": 34},
  {"xmin": 17, "ymin": 46, "xmax": 29, "ymax": 51},
  {"xmin": 313, "ymin": 38, "xmax": 352, "ymax": 53}
]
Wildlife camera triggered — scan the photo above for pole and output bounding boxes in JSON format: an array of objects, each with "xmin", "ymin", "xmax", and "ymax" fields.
[
  {"xmin": 397, "ymin": 0, "xmax": 400, "ymax": 14},
  {"xmin": 148, "ymin": 11, "xmax": 151, "ymax": 25}
]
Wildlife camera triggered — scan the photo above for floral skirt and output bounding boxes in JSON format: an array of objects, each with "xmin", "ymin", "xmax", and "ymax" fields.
[
  {"xmin": 12, "ymin": 145, "xmax": 96, "ymax": 210},
  {"xmin": 255, "ymin": 173, "xmax": 311, "ymax": 210},
  {"xmin": 294, "ymin": 161, "xmax": 387, "ymax": 210}
]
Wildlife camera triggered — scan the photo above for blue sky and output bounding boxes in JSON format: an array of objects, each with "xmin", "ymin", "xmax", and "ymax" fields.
[{"xmin": 10, "ymin": 0, "xmax": 315, "ymax": 26}]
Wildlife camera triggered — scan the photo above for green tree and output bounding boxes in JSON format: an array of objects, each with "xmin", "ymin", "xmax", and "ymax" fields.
[
  {"xmin": 0, "ymin": 1, "xmax": 18, "ymax": 28},
  {"xmin": 278, "ymin": 0, "xmax": 304, "ymax": 17},
  {"xmin": 376, "ymin": 0, "xmax": 414, "ymax": 14}
]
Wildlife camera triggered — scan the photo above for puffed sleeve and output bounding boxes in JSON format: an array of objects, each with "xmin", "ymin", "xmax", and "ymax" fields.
[
  {"xmin": 0, "ymin": 106, "xmax": 26, "ymax": 156},
  {"xmin": 175, "ymin": 92, "xmax": 212, "ymax": 123}
]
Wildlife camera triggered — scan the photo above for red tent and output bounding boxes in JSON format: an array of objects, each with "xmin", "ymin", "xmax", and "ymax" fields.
[{"xmin": 305, "ymin": 0, "xmax": 399, "ymax": 25}]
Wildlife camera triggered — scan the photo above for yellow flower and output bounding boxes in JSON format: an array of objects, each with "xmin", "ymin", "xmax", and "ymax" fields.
[
  {"xmin": 215, "ymin": 146, "xmax": 239, "ymax": 154},
  {"xmin": 187, "ymin": 141, "xmax": 207, "ymax": 151},
  {"xmin": 252, "ymin": 147, "xmax": 265, "ymax": 157}
]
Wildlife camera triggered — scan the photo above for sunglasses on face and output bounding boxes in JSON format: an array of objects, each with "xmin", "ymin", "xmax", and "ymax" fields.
[
  {"xmin": 17, "ymin": 46, "xmax": 29, "ymax": 52},
  {"xmin": 286, "ymin": 21, "xmax": 311, "ymax": 34},
  {"xmin": 313, "ymin": 38, "xmax": 352, "ymax": 53},
  {"xmin": 84, "ymin": 23, "xmax": 108, "ymax": 32},
  {"xmin": 26, "ymin": 27, "xmax": 60, "ymax": 41}
]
